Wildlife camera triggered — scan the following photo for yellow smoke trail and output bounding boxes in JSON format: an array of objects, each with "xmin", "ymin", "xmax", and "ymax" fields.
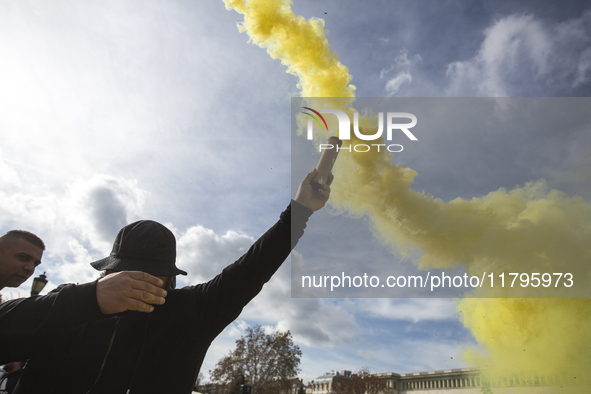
[
  {"xmin": 224, "ymin": 0, "xmax": 591, "ymax": 390},
  {"xmin": 222, "ymin": 0, "xmax": 354, "ymax": 98}
]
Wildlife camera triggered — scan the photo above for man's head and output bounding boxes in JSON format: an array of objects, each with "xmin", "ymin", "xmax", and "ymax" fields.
[
  {"xmin": 0, "ymin": 230, "xmax": 45, "ymax": 290},
  {"xmin": 91, "ymin": 220, "xmax": 186, "ymax": 286}
]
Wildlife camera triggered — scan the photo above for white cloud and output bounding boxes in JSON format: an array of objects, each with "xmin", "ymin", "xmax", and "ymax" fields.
[
  {"xmin": 394, "ymin": 50, "xmax": 422, "ymax": 68},
  {"xmin": 66, "ymin": 175, "xmax": 147, "ymax": 248},
  {"xmin": 0, "ymin": 152, "xmax": 21, "ymax": 188},
  {"xmin": 176, "ymin": 225, "xmax": 254, "ymax": 284},
  {"xmin": 225, "ymin": 319, "xmax": 249, "ymax": 337},
  {"xmin": 49, "ymin": 237, "xmax": 97, "ymax": 284},
  {"xmin": 445, "ymin": 12, "xmax": 591, "ymax": 96},
  {"xmin": 384, "ymin": 72, "xmax": 413, "ymax": 96},
  {"xmin": 380, "ymin": 49, "xmax": 422, "ymax": 96},
  {"xmin": 349, "ymin": 299, "xmax": 459, "ymax": 323},
  {"xmin": 0, "ymin": 164, "xmax": 148, "ymax": 294}
]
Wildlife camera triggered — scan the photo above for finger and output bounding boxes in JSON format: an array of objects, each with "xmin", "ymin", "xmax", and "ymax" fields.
[
  {"xmin": 127, "ymin": 298, "xmax": 155, "ymax": 313},
  {"xmin": 317, "ymin": 184, "xmax": 331, "ymax": 199},
  {"xmin": 318, "ymin": 189, "xmax": 330, "ymax": 201},
  {"xmin": 127, "ymin": 271, "xmax": 164, "ymax": 288},
  {"xmin": 327, "ymin": 172, "xmax": 334, "ymax": 186},
  {"xmin": 128, "ymin": 288, "xmax": 166, "ymax": 306},
  {"xmin": 301, "ymin": 169, "xmax": 318, "ymax": 186},
  {"xmin": 130, "ymin": 279, "xmax": 168, "ymax": 298}
]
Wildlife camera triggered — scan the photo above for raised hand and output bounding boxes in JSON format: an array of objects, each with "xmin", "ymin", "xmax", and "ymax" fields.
[{"xmin": 294, "ymin": 168, "xmax": 333, "ymax": 212}]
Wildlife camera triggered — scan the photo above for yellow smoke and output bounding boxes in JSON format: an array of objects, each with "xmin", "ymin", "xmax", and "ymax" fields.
[
  {"xmin": 224, "ymin": 0, "xmax": 591, "ymax": 390},
  {"xmin": 223, "ymin": 0, "xmax": 355, "ymax": 98}
]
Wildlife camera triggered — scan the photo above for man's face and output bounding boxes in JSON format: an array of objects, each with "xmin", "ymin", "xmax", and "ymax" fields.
[{"xmin": 0, "ymin": 238, "xmax": 43, "ymax": 289}]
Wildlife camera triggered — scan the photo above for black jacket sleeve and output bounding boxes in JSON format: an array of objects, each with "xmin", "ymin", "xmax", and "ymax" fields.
[
  {"xmin": 191, "ymin": 201, "xmax": 313, "ymax": 334},
  {"xmin": 0, "ymin": 281, "xmax": 103, "ymax": 364}
]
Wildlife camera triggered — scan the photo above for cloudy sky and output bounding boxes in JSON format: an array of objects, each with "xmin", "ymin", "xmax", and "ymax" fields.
[{"xmin": 1, "ymin": 0, "xmax": 590, "ymax": 384}]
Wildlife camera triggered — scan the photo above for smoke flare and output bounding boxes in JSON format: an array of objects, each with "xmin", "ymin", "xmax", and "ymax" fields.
[{"xmin": 224, "ymin": 0, "xmax": 591, "ymax": 390}]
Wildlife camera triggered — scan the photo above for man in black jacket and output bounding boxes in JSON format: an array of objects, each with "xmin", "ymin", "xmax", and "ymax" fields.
[{"xmin": 0, "ymin": 169, "xmax": 331, "ymax": 394}]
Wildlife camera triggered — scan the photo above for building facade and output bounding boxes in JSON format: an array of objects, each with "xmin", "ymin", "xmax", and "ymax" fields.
[
  {"xmin": 308, "ymin": 368, "xmax": 582, "ymax": 394},
  {"xmin": 308, "ymin": 371, "xmax": 352, "ymax": 394}
]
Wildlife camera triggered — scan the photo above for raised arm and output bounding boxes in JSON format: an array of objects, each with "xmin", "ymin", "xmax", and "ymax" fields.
[{"xmin": 189, "ymin": 169, "xmax": 332, "ymax": 333}]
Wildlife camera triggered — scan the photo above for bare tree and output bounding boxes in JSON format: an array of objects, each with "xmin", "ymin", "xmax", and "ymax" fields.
[
  {"xmin": 210, "ymin": 325, "xmax": 302, "ymax": 394},
  {"xmin": 330, "ymin": 368, "xmax": 391, "ymax": 394}
]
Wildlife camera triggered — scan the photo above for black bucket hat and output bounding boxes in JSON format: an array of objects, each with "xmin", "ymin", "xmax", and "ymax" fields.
[{"xmin": 90, "ymin": 220, "xmax": 187, "ymax": 276}]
